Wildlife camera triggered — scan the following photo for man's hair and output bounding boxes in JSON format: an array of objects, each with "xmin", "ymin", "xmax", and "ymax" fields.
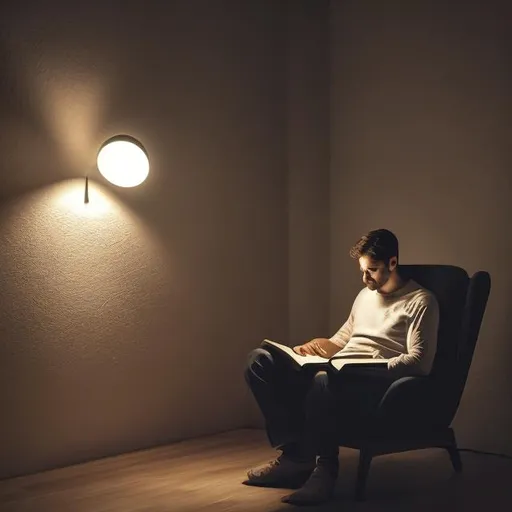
[{"xmin": 349, "ymin": 229, "xmax": 399, "ymax": 265}]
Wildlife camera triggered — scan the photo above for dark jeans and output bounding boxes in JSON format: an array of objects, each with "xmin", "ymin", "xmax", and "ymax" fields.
[{"xmin": 244, "ymin": 348, "xmax": 397, "ymax": 466}]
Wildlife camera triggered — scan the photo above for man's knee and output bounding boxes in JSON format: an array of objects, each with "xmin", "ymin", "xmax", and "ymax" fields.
[
  {"xmin": 312, "ymin": 370, "xmax": 329, "ymax": 389},
  {"xmin": 304, "ymin": 371, "xmax": 333, "ymax": 410},
  {"xmin": 244, "ymin": 348, "xmax": 275, "ymax": 382}
]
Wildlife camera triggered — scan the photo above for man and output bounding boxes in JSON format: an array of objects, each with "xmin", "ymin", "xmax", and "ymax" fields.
[{"xmin": 243, "ymin": 229, "xmax": 439, "ymax": 505}]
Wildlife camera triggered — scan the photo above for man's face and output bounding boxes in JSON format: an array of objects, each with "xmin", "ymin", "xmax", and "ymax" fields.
[{"xmin": 358, "ymin": 255, "xmax": 394, "ymax": 291}]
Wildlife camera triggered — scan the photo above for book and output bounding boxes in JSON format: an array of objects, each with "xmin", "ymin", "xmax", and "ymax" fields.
[{"xmin": 261, "ymin": 339, "xmax": 389, "ymax": 373}]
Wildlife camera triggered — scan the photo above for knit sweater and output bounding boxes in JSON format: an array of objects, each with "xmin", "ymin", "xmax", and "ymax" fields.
[{"xmin": 329, "ymin": 279, "xmax": 440, "ymax": 376}]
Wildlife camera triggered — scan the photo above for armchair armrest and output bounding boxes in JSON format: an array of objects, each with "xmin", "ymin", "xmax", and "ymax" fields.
[{"xmin": 375, "ymin": 376, "xmax": 433, "ymax": 427}]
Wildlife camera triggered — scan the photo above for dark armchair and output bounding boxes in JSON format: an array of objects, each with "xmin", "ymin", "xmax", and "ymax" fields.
[{"xmin": 338, "ymin": 264, "xmax": 491, "ymax": 501}]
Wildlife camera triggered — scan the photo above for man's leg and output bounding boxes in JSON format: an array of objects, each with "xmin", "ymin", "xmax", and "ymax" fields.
[
  {"xmin": 281, "ymin": 371, "xmax": 340, "ymax": 504},
  {"xmin": 243, "ymin": 348, "xmax": 316, "ymax": 487},
  {"xmin": 283, "ymin": 369, "xmax": 397, "ymax": 505}
]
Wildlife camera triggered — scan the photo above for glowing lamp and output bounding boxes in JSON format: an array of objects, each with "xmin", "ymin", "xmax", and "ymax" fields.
[{"xmin": 97, "ymin": 135, "xmax": 149, "ymax": 188}]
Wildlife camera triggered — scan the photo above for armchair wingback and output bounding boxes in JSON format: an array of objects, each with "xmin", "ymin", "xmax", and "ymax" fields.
[{"xmin": 339, "ymin": 264, "xmax": 491, "ymax": 500}]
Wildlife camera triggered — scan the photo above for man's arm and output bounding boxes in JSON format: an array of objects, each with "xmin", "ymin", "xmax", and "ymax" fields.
[
  {"xmin": 387, "ymin": 294, "xmax": 440, "ymax": 376},
  {"xmin": 293, "ymin": 293, "xmax": 359, "ymax": 357},
  {"xmin": 328, "ymin": 312, "xmax": 354, "ymax": 351},
  {"xmin": 293, "ymin": 312, "xmax": 354, "ymax": 358},
  {"xmin": 293, "ymin": 337, "xmax": 345, "ymax": 358}
]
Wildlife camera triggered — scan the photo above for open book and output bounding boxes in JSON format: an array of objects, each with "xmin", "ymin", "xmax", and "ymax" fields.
[{"xmin": 262, "ymin": 339, "xmax": 389, "ymax": 372}]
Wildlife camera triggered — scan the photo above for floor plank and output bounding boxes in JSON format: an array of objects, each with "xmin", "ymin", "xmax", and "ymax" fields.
[{"xmin": 0, "ymin": 429, "xmax": 511, "ymax": 511}]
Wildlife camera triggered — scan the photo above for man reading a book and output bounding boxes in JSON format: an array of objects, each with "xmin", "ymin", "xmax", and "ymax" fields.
[{"xmin": 243, "ymin": 228, "xmax": 439, "ymax": 505}]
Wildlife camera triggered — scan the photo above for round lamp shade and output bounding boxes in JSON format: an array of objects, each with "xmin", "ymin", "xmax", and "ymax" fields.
[{"xmin": 97, "ymin": 135, "xmax": 149, "ymax": 187}]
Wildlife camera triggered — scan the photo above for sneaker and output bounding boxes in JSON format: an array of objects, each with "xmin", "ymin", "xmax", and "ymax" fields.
[
  {"xmin": 281, "ymin": 465, "xmax": 337, "ymax": 505},
  {"xmin": 243, "ymin": 456, "xmax": 315, "ymax": 489}
]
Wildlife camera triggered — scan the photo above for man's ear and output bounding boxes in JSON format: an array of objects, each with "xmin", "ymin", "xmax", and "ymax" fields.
[{"xmin": 389, "ymin": 256, "xmax": 398, "ymax": 272}]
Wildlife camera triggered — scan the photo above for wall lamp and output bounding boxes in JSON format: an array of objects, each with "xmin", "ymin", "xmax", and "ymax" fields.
[{"xmin": 85, "ymin": 135, "xmax": 149, "ymax": 203}]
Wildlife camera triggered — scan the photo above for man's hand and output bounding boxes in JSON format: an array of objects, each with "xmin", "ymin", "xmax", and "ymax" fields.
[{"xmin": 293, "ymin": 338, "xmax": 329, "ymax": 357}]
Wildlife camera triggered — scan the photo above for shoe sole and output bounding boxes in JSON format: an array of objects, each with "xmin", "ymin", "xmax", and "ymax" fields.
[{"xmin": 242, "ymin": 472, "xmax": 312, "ymax": 490}]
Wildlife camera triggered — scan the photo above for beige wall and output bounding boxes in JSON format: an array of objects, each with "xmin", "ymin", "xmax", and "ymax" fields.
[
  {"xmin": 0, "ymin": 0, "xmax": 289, "ymax": 479},
  {"xmin": 330, "ymin": 1, "xmax": 511, "ymax": 454},
  {"xmin": 287, "ymin": 1, "xmax": 330, "ymax": 344}
]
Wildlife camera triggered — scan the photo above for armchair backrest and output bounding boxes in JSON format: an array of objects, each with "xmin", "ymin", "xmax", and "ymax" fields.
[{"xmin": 398, "ymin": 264, "xmax": 491, "ymax": 426}]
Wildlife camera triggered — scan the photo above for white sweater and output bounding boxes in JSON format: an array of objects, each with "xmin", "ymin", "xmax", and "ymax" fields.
[{"xmin": 329, "ymin": 279, "xmax": 440, "ymax": 376}]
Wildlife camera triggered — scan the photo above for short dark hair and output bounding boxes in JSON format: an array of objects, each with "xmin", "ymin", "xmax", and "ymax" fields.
[{"xmin": 349, "ymin": 229, "xmax": 399, "ymax": 265}]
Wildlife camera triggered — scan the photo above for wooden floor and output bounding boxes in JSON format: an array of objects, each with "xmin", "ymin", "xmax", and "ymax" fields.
[{"xmin": 0, "ymin": 429, "xmax": 511, "ymax": 511}]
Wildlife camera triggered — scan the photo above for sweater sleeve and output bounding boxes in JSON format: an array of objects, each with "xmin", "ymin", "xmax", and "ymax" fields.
[
  {"xmin": 329, "ymin": 291, "xmax": 363, "ymax": 349},
  {"xmin": 329, "ymin": 312, "xmax": 354, "ymax": 349},
  {"xmin": 387, "ymin": 294, "xmax": 440, "ymax": 376}
]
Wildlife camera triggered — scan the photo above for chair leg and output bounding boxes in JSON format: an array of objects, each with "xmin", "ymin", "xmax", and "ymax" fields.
[
  {"xmin": 355, "ymin": 448, "xmax": 373, "ymax": 502},
  {"xmin": 446, "ymin": 430, "xmax": 462, "ymax": 473}
]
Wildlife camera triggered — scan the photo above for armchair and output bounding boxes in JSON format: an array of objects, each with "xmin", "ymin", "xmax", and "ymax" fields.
[{"xmin": 338, "ymin": 264, "xmax": 491, "ymax": 501}]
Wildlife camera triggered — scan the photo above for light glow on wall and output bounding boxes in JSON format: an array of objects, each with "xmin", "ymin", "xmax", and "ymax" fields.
[
  {"xmin": 60, "ymin": 178, "xmax": 112, "ymax": 217},
  {"xmin": 0, "ymin": 178, "xmax": 173, "ymax": 361}
]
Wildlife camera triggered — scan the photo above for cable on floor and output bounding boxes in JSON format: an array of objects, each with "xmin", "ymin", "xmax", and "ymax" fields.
[{"xmin": 458, "ymin": 448, "xmax": 512, "ymax": 460}]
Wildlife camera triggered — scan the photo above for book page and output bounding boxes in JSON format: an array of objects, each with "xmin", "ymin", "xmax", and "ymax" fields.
[
  {"xmin": 263, "ymin": 339, "xmax": 329, "ymax": 366},
  {"xmin": 330, "ymin": 357, "xmax": 389, "ymax": 371}
]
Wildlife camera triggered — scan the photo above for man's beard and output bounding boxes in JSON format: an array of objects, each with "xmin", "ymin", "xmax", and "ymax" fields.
[{"xmin": 366, "ymin": 272, "xmax": 390, "ymax": 290}]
